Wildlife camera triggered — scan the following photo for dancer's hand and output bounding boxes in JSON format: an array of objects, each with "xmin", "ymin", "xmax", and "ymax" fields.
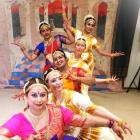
[
  {"xmin": 62, "ymin": 0, "xmax": 68, "ymax": 9},
  {"xmin": 111, "ymin": 51, "xmax": 125, "ymax": 57},
  {"xmin": 68, "ymin": 73, "xmax": 78, "ymax": 81},
  {"xmin": 11, "ymin": 89, "xmax": 25, "ymax": 101},
  {"xmin": 12, "ymin": 38, "xmax": 25, "ymax": 50},
  {"xmin": 118, "ymin": 121, "xmax": 132, "ymax": 135},
  {"xmin": 112, "ymin": 121, "xmax": 132, "ymax": 140},
  {"xmin": 107, "ymin": 75, "xmax": 119, "ymax": 82}
]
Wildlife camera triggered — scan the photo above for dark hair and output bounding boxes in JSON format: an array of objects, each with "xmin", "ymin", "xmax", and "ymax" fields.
[
  {"xmin": 77, "ymin": 38, "xmax": 86, "ymax": 42},
  {"xmin": 43, "ymin": 68, "xmax": 59, "ymax": 83},
  {"xmin": 39, "ymin": 22, "xmax": 49, "ymax": 29},
  {"xmin": 24, "ymin": 78, "xmax": 48, "ymax": 95},
  {"xmin": 39, "ymin": 22, "xmax": 51, "ymax": 33},
  {"xmin": 76, "ymin": 38, "xmax": 86, "ymax": 47}
]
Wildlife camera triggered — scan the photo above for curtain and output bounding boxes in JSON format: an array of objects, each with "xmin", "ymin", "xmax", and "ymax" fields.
[{"xmin": 111, "ymin": 0, "xmax": 140, "ymax": 78}]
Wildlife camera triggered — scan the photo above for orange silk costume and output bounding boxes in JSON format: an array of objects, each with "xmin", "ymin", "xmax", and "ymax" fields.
[
  {"xmin": 62, "ymin": 67, "xmax": 87, "ymax": 93},
  {"xmin": 63, "ymin": 52, "xmax": 91, "ymax": 96}
]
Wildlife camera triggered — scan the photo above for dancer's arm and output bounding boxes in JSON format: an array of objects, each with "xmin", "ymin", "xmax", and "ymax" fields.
[
  {"xmin": 0, "ymin": 127, "xmax": 12, "ymax": 140},
  {"xmin": 95, "ymin": 48, "xmax": 125, "ymax": 58},
  {"xmin": 62, "ymin": 0, "xmax": 75, "ymax": 40},
  {"xmin": 68, "ymin": 74, "xmax": 95, "ymax": 86},
  {"xmin": 95, "ymin": 75, "xmax": 119, "ymax": 83},
  {"xmin": 0, "ymin": 135, "xmax": 10, "ymax": 140},
  {"xmin": 63, "ymin": 23, "xmax": 75, "ymax": 44},
  {"xmin": 13, "ymin": 39, "xmax": 38, "ymax": 61},
  {"xmin": 72, "ymin": 114, "xmax": 132, "ymax": 140},
  {"xmin": 72, "ymin": 92, "xmax": 132, "ymax": 136}
]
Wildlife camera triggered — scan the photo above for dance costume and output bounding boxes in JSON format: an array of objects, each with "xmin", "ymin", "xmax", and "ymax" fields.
[
  {"xmin": 65, "ymin": 52, "xmax": 91, "ymax": 96},
  {"xmin": 0, "ymin": 105, "xmax": 85, "ymax": 140},
  {"xmin": 35, "ymin": 35, "xmax": 67, "ymax": 71},
  {"xmin": 49, "ymin": 89, "xmax": 116, "ymax": 140},
  {"xmin": 71, "ymin": 28, "xmax": 100, "ymax": 72},
  {"xmin": 49, "ymin": 89, "xmax": 100, "ymax": 140}
]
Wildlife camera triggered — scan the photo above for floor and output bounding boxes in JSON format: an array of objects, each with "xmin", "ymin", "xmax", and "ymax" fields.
[{"xmin": 0, "ymin": 88, "xmax": 140, "ymax": 140}]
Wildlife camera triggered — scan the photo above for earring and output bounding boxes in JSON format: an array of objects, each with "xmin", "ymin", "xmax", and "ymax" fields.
[{"xmin": 24, "ymin": 98, "xmax": 29, "ymax": 111}]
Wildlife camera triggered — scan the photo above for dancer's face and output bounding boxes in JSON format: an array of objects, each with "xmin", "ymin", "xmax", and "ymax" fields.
[
  {"xmin": 47, "ymin": 71, "xmax": 63, "ymax": 93},
  {"xmin": 84, "ymin": 21, "xmax": 95, "ymax": 34},
  {"xmin": 27, "ymin": 85, "xmax": 48, "ymax": 112},
  {"xmin": 40, "ymin": 25, "xmax": 51, "ymax": 40},
  {"xmin": 53, "ymin": 52, "xmax": 67, "ymax": 69},
  {"xmin": 75, "ymin": 40, "xmax": 86, "ymax": 55}
]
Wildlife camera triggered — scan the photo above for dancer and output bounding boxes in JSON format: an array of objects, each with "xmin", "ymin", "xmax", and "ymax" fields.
[
  {"xmin": 0, "ymin": 78, "xmax": 129, "ymax": 140},
  {"xmin": 13, "ymin": 21, "xmax": 72, "ymax": 71},
  {"xmin": 62, "ymin": 1, "xmax": 124, "ymax": 72},
  {"xmin": 43, "ymin": 68, "xmax": 132, "ymax": 140},
  {"xmin": 52, "ymin": 41, "xmax": 118, "ymax": 96}
]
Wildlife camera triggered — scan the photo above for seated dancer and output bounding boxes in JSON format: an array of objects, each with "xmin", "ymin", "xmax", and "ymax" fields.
[
  {"xmin": 62, "ymin": 1, "xmax": 125, "ymax": 72},
  {"xmin": 0, "ymin": 78, "xmax": 130, "ymax": 140},
  {"xmin": 43, "ymin": 68, "xmax": 132, "ymax": 140},
  {"xmin": 52, "ymin": 39, "xmax": 118, "ymax": 97},
  {"xmin": 13, "ymin": 21, "xmax": 72, "ymax": 71}
]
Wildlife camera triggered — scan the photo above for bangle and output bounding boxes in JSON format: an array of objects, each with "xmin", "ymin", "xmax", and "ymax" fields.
[{"xmin": 108, "ymin": 120, "xmax": 114, "ymax": 128}]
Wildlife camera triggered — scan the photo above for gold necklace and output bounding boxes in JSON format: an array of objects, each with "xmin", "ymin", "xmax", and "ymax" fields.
[
  {"xmin": 44, "ymin": 37, "xmax": 52, "ymax": 47},
  {"xmin": 82, "ymin": 31, "xmax": 92, "ymax": 38},
  {"xmin": 44, "ymin": 37, "xmax": 54, "ymax": 63},
  {"xmin": 24, "ymin": 108, "xmax": 49, "ymax": 140},
  {"xmin": 26, "ymin": 109, "xmax": 47, "ymax": 129}
]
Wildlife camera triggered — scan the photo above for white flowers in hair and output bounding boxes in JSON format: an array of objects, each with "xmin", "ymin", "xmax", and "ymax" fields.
[
  {"xmin": 23, "ymin": 81, "xmax": 30, "ymax": 94},
  {"xmin": 84, "ymin": 14, "xmax": 95, "ymax": 21},
  {"xmin": 84, "ymin": 14, "xmax": 96, "ymax": 24},
  {"xmin": 38, "ymin": 21, "xmax": 50, "ymax": 31}
]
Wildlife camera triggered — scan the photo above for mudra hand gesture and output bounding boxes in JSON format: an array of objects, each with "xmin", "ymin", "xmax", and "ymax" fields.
[
  {"xmin": 107, "ymin": 75, "xmax": 119, "ymax": 82},
  {"xmin": 110, "ymin": 51, "xmax": 125, "ymax": 58},
  {"xmin": 112, "ymin": 121, "xmax": 132, "ymax": 140},
  {"xmin": 12, "ymin": 38, "xmax": 25, "ymax": 51}
]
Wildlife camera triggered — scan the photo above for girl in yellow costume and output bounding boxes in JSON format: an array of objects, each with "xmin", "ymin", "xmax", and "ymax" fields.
[
  {"xmin": 62, "ymin": 1, "xmax": 125, "ymax": 72},
  {"xmin": 43, "ymin": 68, "xmax": 132, "ymax": 140}
]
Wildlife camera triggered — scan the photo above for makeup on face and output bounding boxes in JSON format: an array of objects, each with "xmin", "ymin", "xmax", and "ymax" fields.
[{"xmin": 29, "ymin": 92, "xmax": 47, "ymax": 98}]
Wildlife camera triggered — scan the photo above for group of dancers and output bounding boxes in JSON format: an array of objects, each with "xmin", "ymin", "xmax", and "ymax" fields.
[{"xmin": 0, "ymin": 1, "xmax": 132, "ymax": 140}]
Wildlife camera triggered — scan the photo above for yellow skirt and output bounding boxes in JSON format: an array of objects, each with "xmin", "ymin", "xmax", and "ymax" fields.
[{"xmin": 77, "ymin": 127, "xmax": 100, "ymax": 140}]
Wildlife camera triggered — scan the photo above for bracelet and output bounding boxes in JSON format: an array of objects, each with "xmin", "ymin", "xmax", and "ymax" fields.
[
  {"xmin": 20, "ymin": 47, "xmax": 25, "ymax": 51},
  {"xmin": 108, "ymin": 120, "xmax": 114, "ymax": 128}
]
